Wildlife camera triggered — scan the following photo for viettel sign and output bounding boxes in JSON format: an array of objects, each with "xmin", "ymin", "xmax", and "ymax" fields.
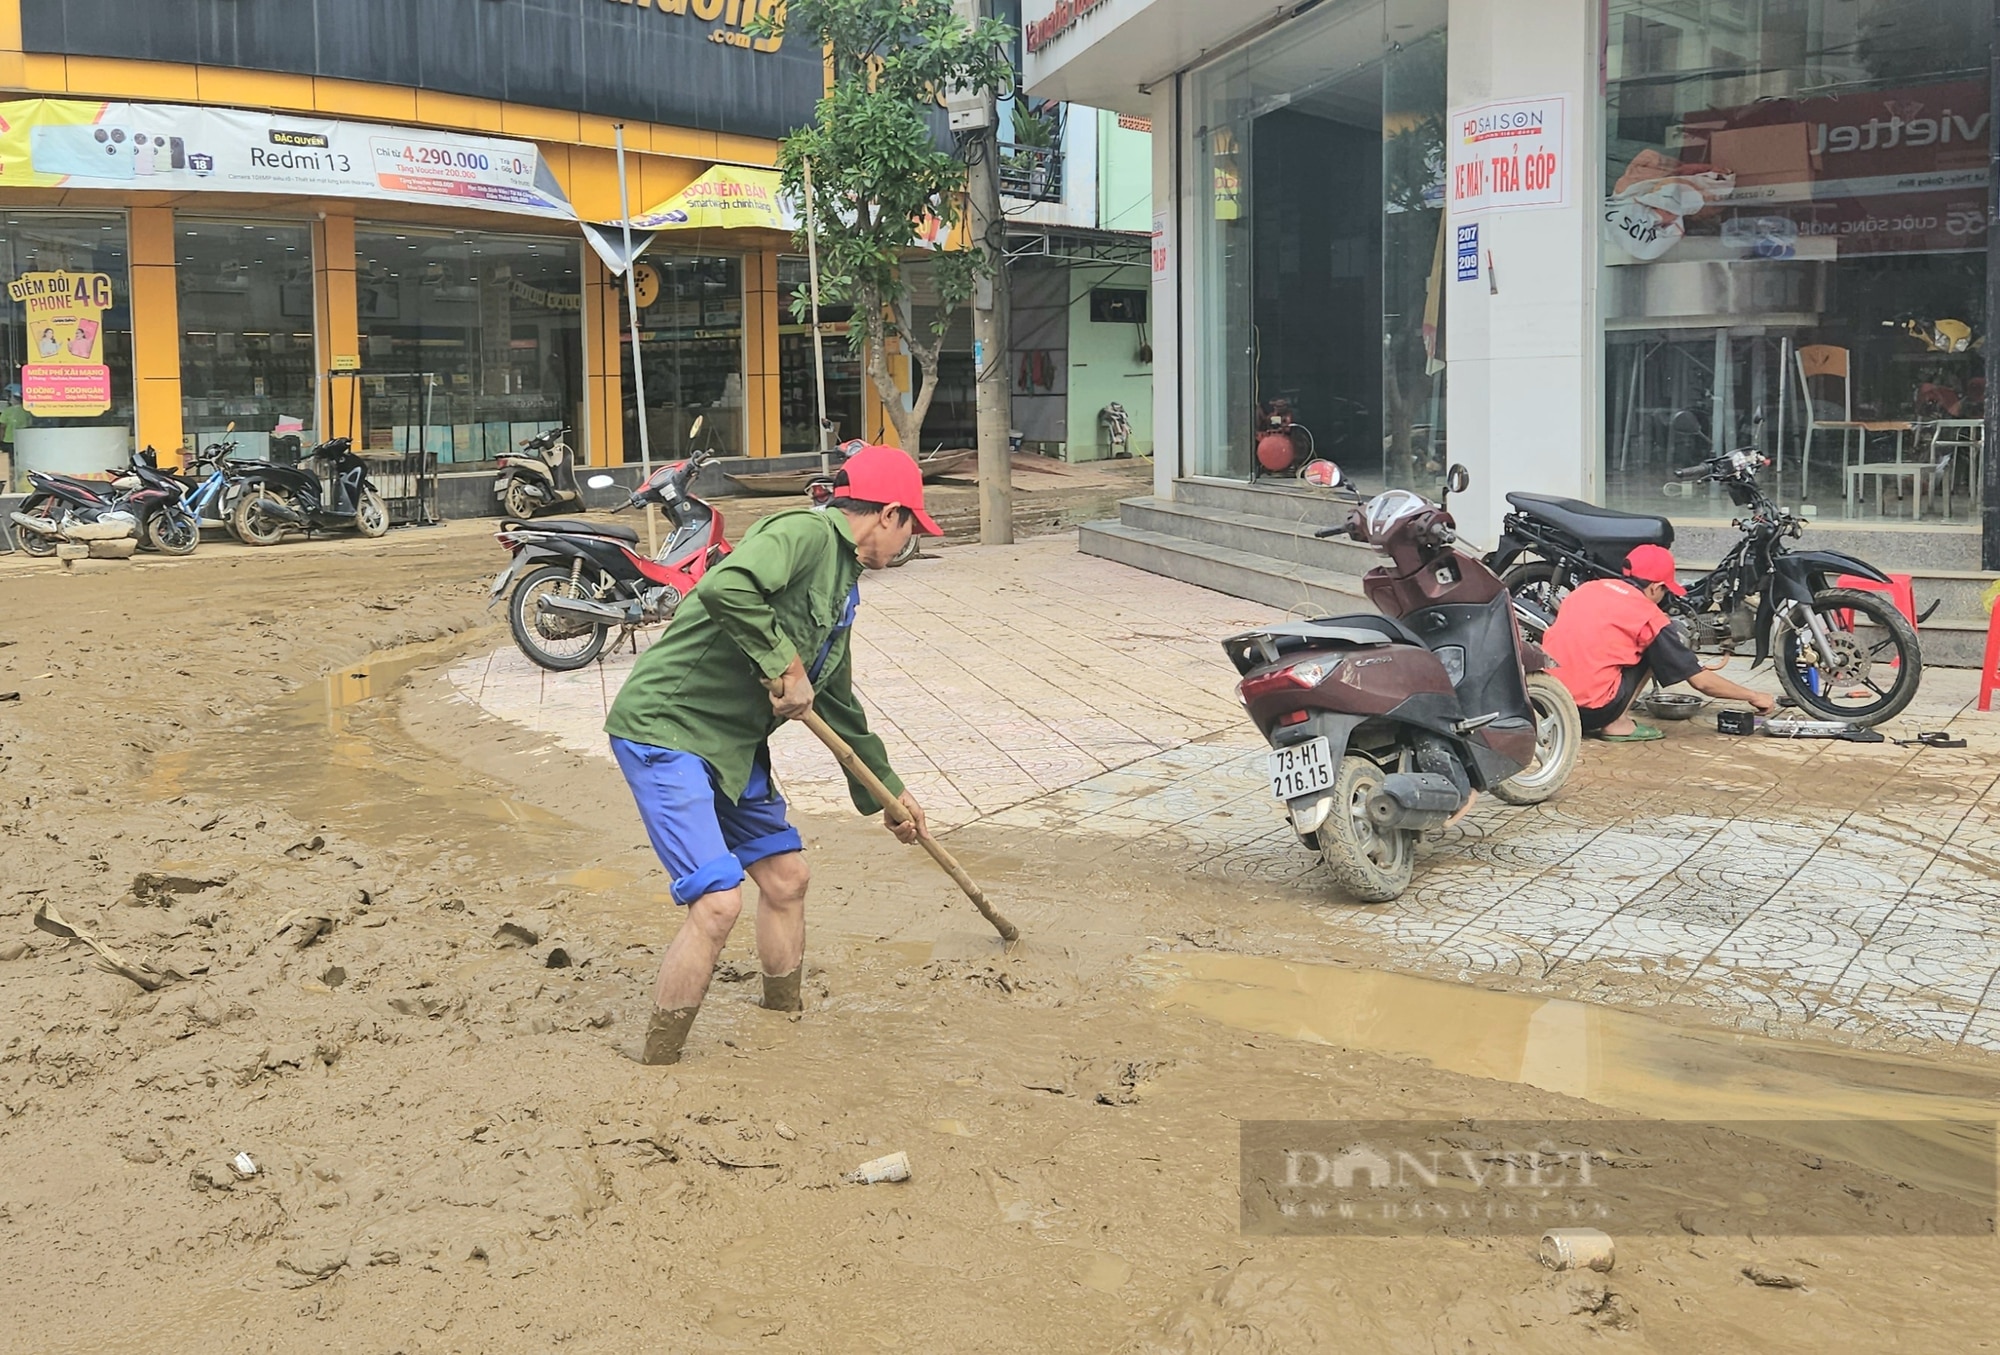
[{"xmin": 1026, "ymin": 0, "xmax": 1110, "ymax": 53}]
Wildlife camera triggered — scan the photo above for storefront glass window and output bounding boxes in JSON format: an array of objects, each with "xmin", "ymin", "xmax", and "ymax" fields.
[
  {"xmin": 355, "ymin": 228, "xmax": 581, "ymax": 464},
  {"xmin": 1187, "ymin": 0, "xmax": 1448, "ymax": 487},
  {"xmin": 778, "ymin": 254, "xmax": 865, "ymax": 452},
  {"xmin": 0, "ymin": 211, "xmax": 133, "ymax": 485},
  {"xmin": 623, "ymin": 253, "xmax": 745, "ymax": 461},
  {"xmin": 1603, "ymin": 0, "xmax": 1990, "ymax": 524},
  {"xmin": 178, "ymin": 218, "xmax": 316, "ymax": 459}
]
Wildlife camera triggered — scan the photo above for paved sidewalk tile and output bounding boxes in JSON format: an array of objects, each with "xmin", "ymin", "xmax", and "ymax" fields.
[{"xmin": 453, "ymin": 534, "xmax": 2000, "ymax": 1052}]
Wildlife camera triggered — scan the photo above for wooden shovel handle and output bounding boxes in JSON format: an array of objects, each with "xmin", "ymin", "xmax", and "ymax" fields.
[{"xmin": 779, "ymin": 695, "xmax": 1019, "ymax": 943}]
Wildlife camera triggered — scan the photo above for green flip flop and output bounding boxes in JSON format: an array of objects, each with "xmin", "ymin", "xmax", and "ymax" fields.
[{"xmin": 1592, "ymin": 723, "xmax": 1664, "ymax": 743}]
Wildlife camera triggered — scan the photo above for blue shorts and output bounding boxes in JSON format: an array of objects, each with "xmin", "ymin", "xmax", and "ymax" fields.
[{"xmin": 610, "ymin": 737, "xmax": 804, "ymax": 905}]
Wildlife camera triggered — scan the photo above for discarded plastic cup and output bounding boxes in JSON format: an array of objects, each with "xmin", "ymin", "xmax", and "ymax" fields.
[
  {"xmin": 230, "ymin": 1151, "xmax": 259, "ymax": 1179},
  {"xmin": 844, "ymin": 1151, "xmax": 910, "ymax": 1184}
]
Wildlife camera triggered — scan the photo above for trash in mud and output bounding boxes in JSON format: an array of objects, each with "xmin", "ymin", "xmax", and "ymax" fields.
[
  {"xmin": 1742, "ymin": 1265, "xmax": 1807, "ymax": 1289},
  {"xmin": 493, "ymin": 922, "xmax": 540, "ymax": 949},
  {"xmin": 844, "ymin": 1151, "xmax": 911, "ymax": 1184},
  {"xmin": 230, "ymin": 1152, "xmax": 259, "ymax": 1179},
  {"xmin": 31, "ymin": 902, "xmax": 185, "ymax": 992},
  {"xmin": 545, "ymin": 947, "xmax": 572, "ymax": 969},
  {"xmin": 1538, "ymin": 1228, "xmax": 1615, "ymax": 1273},
  {"xmin": 0, "ymin": 941, "xmax": 27, "ymax": 962},
  {"xmin": 774, "ymin": 1122, "xmax": 798, "ymax": 1141}
]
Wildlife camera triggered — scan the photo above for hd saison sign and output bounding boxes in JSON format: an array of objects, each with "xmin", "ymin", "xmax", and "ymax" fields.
[{"xmin": 22, "ymin": 0, "xmax": 822, "ymax": 142}]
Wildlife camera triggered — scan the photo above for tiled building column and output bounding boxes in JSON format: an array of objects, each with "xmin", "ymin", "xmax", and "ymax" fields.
[
  {"xmin": 743, "ymin": 246, "xmax": 782, "ymax": 458},
  {"xmin": 127, "ymin": 207, "xmax": 183, "ymax": 465},
  {"xmin": 314, "ymin": 207, "xmax": 360, "ymax": 441},
  {"xmin": 582, "ymin": 261, "xmax": 627, "ymax": 466}
]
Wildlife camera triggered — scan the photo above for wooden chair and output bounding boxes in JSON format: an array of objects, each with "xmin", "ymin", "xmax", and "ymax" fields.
[{"xmin": 1795, "ymin": 344, "xmax": 1912, "ymax": 505}]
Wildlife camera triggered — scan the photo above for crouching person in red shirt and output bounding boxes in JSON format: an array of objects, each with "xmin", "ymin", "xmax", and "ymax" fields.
[{"xmin": 1542, "ymin": 545, "xmax": 1776, "ymax": 742}]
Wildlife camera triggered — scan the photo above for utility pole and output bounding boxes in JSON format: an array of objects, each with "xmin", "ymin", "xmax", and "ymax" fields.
[
  {"xmin": 614, "ymin": 123, "xmax": 658, "ymax": 556},
  {"xmin": 955, "ymin": 0, "xmax": 1013, "ymax": 544}
]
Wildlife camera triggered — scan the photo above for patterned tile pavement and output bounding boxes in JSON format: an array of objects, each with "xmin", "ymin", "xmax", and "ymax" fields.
[{"xmin": 450, "ymin": 535, "xmax": 2000, "ymax": 1051}]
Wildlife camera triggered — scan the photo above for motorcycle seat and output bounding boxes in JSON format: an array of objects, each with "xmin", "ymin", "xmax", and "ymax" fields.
[
  {"xmin": 1505, "ymin": 493, "xmax": 1674, "ymax": 549},
  {"xmin": 528, "ymin": 518, "xmax": 640, "ymax": 543}
]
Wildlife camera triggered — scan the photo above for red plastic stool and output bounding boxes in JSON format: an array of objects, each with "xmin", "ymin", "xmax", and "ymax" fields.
[
  {"xmin": 1834, "ymin": 573, "xmax": 1917, "ymax": 627},
  {"xmin": 1835, "ymin": 573, "xmax": 1917, "ymax": 671},
  {"xmin": 1981, "ymin": 604, "xmax": 2000, "ymax": 712}
]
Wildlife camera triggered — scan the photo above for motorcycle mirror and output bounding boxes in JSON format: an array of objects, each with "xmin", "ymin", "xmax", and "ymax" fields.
[
  {"xmin": 586, "ymin": 474, "xmax": 616, "ymax": 490},
  {"xmin": 688, "ymin": 415, "xmax": 705, "ymax": 440},
  {"xmin": 224, "ymin": 421, "xmax": 236, "ymax": 434},
  {"xmin": 1445, "ymin": 463, "xmax": 1470, "ymax": 496}
]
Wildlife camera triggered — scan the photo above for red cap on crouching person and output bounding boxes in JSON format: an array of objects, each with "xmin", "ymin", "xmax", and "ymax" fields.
[
  {"xmin": 1624, "ymin": 543, "xmax": 1686, "ymax": 597},
  {"xmin": 836, "ymin": 445, "xmax": 943, "ymax": 536}
]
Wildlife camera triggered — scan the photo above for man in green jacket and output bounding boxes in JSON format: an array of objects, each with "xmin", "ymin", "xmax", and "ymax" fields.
[{"xmin": 603, "ymin": 444, "xmax": 940, "ymax": 1065}]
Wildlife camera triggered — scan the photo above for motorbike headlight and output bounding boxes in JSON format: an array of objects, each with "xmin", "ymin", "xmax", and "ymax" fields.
[{"xmin": 1435, "ymin": 645, "xmax": 1466, "ymax": 688}]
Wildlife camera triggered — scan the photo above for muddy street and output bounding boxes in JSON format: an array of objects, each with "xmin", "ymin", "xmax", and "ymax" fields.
[{"xmin": 2, "ymin": 532, "xmax": 1998, "ymax": 1353}]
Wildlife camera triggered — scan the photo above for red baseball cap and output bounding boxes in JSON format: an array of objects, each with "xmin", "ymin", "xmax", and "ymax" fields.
[
  {"xmin": 838, "ymin": 445, "xmax": 942, "ymax": 536},
  {"xmin": 1624, "ymin": 544, "xmax": 1686, "ymax": 596}
]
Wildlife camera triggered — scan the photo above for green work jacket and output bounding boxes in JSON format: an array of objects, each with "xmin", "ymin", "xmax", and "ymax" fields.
[{"xmin": 603, "ymin": 506, "xmax": 904, "ymax": 815}]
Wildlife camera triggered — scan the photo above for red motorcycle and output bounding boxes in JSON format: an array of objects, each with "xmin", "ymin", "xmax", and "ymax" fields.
[
  {"xmin": 490, "ymin": 450, "xmax": 729, "ymax": 671},
  {"xmin": 1222, "ymin": 465, "xmax": 1581, "ymax": 902}
]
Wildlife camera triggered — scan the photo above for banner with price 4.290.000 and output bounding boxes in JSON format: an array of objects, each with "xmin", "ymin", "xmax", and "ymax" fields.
[{"xmin": 0, "ymin": 99, "xmax": 576, "ymax": 221}]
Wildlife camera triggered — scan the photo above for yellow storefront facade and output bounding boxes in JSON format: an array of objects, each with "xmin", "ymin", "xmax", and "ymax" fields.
[{"xmin": 0, "ymin": 0, "xmax": 886, "ymax": 483}]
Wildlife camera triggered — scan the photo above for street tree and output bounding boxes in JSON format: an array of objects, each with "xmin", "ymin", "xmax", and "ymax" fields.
[{"xmin": 755, "ymin": 0, "xmax": 1014, "ymax": 452}]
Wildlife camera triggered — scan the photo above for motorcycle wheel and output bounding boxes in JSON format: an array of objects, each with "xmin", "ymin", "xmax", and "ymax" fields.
[
  {"xmin": 509, "ymin": 564, "xmax": 609, "ymax": 672},
  {"xmin": 1772, "ymin": 587, "xmax": 1921, "ymax": 725},
  {"xmin": 232, "ymin": 490, "xmax": 290, "ymax": 546},
  {"xmin": 146, "ymin": 507, "xmax": 200, "ymax": 556},
  {"xmin": 1491, "ymin": 672, "xmax": 1583, "ymax": 805},
  {"xmin": 1317, "ymin": 755, "xmax": 1415, "ymax": 903},
  {"xmin": 14, "ymin": 495, "xmax": 57, "ymax": 557},
  {"xmin": 502, "ymin": 478, "xmax": 540, "ymax": 521},
  {"xmin": 355, "ymin": 489, "xmax": 390, "ymax": 539},
  {"xmin": 1501, "ymin": 560, "xmax": 1574, "ymax": 643},
  {"xmin": 888, "ymin": 536, "xmax": 921, "ymax": 568}
]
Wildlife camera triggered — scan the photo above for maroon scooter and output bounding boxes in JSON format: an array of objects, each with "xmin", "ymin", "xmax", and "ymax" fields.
[{"xmin": 1222, "ymin": 465, "xmax": 1581, "ymax": 902}]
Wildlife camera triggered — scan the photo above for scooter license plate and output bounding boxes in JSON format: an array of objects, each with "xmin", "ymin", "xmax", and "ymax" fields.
[{"xmin": 1268, "ymin": 737, "xmax": 1334, "ymax": 800}]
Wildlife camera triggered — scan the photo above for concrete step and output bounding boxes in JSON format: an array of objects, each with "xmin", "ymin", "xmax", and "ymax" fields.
[
  {"xmin": 1174, "ymin": 476, "xmax": 1349, "ymax": 522},
  {"xmin": 1117, "ymin": 495, "xmax": 1378, "ymax": 578},
  {"xmin": 1079, "ymin": 519, "xmax": 1368, "ymax": 618},
  {"xmin": 1671, "ymin": 519, "xmax": 1982, "ymax": 571}
]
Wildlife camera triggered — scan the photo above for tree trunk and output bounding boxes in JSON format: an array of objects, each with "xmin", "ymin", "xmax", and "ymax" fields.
[{"xmin": 856, "ymin": 280, "xmax": 924, "ymax": 450}]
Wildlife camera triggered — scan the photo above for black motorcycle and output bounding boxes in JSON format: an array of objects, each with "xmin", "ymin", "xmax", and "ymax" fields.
[
  {"xmin": 11, "ymin": 450, "xmax": 195, "ymax": 557},
  {"xmin": 1485, "ymin": 448, "xmax": 1922, "ymax": 725},
  {"xmin": 230, "ymin": 436, "xmax": 389, "ymax": 546}
]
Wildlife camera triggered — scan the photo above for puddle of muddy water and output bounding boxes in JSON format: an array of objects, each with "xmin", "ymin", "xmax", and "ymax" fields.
[
  {"xmin": 1142, "ymin": 952, "xmax": 2000, "ymax": 1201},
  {"xmin": 185, "ymin": 638, "xmax": 577, "ymax": 869}
]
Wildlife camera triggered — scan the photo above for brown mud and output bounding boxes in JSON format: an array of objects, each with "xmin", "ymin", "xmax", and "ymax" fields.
[{"xmin": 0, "ymin": 531, "xmax": 1996, "ymax": 1352}]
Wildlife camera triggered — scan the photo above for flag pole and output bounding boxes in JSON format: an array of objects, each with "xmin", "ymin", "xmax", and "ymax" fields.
[{"xmin": 803, "ymin": 156, "xmax": 832, "ymax": 475}]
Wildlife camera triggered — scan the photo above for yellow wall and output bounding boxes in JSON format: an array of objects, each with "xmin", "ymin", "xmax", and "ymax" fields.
[{"xmin": 0, "ymin": 30, "xmax": 801, "ymax": 464}]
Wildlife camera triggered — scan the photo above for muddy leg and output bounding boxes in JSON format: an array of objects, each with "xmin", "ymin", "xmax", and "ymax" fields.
[
  {"xmin": 635, "ymin": 886, "xmax": 743, "ymax": 1065},
  {"xmin": 746, "ymin": 852, "xmax": 808, "ymax": 1012}
]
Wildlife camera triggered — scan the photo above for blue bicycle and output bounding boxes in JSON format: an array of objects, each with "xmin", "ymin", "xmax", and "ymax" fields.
[{"xmin": 171, "ymin": 435, "xmax": 248, "ymax": 544}]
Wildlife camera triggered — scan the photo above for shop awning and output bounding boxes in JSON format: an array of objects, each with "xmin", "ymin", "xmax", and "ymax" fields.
[
  {"xmin": 631, "ymin": 165, "xmax": 798, "ymax": 232},
  {"xmin": 582, "ymin": 165, "xmax": 798, "ymax": 277}
]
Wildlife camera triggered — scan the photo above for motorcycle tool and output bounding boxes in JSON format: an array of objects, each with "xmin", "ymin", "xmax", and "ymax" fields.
[{"xmin": 1893, "ymin": 730, "xmax": 1967, "ymax": 749}]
